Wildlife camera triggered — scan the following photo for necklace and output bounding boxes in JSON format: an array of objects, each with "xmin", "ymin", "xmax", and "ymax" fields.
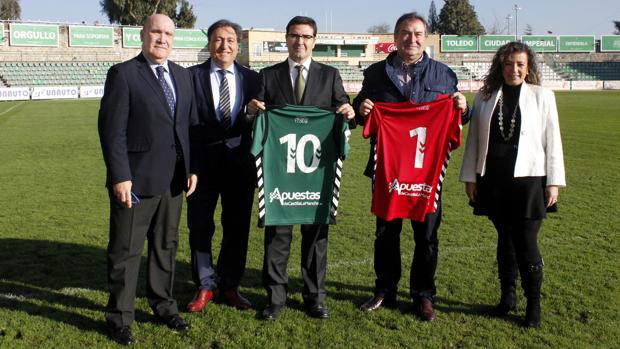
[{"xmin": 497, "ymin": 90, "xmax": 518, "ymax": 141}]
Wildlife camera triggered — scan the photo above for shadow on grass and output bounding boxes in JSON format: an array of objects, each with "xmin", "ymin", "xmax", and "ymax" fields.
[
  {"xmin": 1, "ymin": 238, "xmax": 427, "ymax": 328},
  {"xmin": 0, "ymin": 238, "xmax": 184, "ymax": 335}
]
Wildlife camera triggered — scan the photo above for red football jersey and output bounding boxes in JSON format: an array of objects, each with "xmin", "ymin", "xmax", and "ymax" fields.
[{"xmin": 363, "ymin": 97, "xmax": 462, "ymax": 221}]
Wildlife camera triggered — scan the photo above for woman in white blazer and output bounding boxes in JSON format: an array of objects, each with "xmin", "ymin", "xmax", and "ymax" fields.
[{"xmin": 460, "ymin": 42, "xmax": 565, "ymax": 329}]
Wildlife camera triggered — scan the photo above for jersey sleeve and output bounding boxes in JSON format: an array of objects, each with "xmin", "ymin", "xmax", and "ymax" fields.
[
  {"xmin": 362, "ymin": 106, "xmax": 380, "ymax": 139},
  {"xmin": 449, "ymin": 105, "xmax": 463, "ymax": 149},
  {"xmin": 340, "ymin": 121, "xmax": 351, "ymax": 160},
  {"xmin": 250, "ymin": 110, "xmax": 266, "ymax": 157}
]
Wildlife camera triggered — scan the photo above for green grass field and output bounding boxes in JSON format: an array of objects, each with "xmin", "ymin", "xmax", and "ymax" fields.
[{"xmin": 0, "ymin": 91, "xmax": 619, "ymax": 348}]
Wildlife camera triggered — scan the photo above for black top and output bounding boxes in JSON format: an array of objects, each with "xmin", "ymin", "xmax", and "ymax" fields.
[{"xmin": 474, "ymin": 83, "xmax": 548, "ymax": 220}]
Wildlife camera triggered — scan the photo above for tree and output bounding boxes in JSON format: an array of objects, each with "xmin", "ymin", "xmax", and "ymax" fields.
[
  {"xmin": 175, "ymin": 0, "xmax": 196, "ymax": 28},
  {"xmin": 367, "ymin": 23, "xmax": 390, "ymax": 33},
  {"xmin": 0, "ymin": 0, "xmax": 21, "ymax": 20},
  {"xmin": 437, "ymin": 0, "xmax": 485, "ymax": 35},
  {"xmin": 485, "ymin": 16, "xmax": 502, "ymax": 35},
  {"xmin": 614, "ymin": 21, "xmax": 620, "ymax": 35},
  {"xmin": 428, "ymin": 0, "xmax": 440, "ymax": 34},
  {"xmin": 100, "ymin": 0, "xmax": 196, "ymax": 28},
  {"xmin": 523, "ymin": 23, "xmax": 533, "ymax": 35}
]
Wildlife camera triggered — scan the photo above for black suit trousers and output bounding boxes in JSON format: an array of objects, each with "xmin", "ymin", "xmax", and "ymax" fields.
[
  {"xmin": 187, "ymin": 149, "xmax": 255, "ymax": 292},
  {"xmin": 105, "ymin": 165, "xmax": 184, "ymax": 328},
  {"xmin": 262, "ymin": 224, "xmax": 328, "ymax": 306},
  {"xmin": 373, "ymin": 204, "xmax": 442, "ymax": 301}
]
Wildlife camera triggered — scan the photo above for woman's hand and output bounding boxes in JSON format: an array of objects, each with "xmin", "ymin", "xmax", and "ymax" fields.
[
  {"xmin": 465, "ymin": 182, "xmax": 477, "ymax": 203},
  {"xmin": 545, "ymin": 185, "xmax": 559, "ymax": 208}
]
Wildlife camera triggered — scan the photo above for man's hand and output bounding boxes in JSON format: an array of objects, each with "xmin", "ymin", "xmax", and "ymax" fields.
[
  {"xmin": 358, "ymin": 99, "xmax": 374, "ymax": 117},
  {"xmin": 336, "ymin": 103, "xmax": 355, "ymax": 120},
  {"xmin": 452, "ymin": 92, "xmax": 468, "ymax": 113},
  {"xmin": 187, "ymin": 174, "xmax": 198, "ymax": 197},
  {"xmin": 247, "ymin": 99, "xmax": 266, "ymax": 115},
  {"xmin": 112, "ymin": 180, "xmax": 133, "ymax": 209}
]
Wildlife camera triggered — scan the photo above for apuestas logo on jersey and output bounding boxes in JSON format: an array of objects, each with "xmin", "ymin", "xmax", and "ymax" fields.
[
  {"xmin": 388, "ymin": 178, "xmax": 432, "ymax": 198},
  {"xmin": 269, "ymin": 187, "xmax": 321, "ymax": 206}
]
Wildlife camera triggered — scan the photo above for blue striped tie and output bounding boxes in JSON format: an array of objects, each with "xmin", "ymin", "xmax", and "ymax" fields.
[{"xmin": 156, "ymin": 66, "xmax": 176, "ymax": 116}]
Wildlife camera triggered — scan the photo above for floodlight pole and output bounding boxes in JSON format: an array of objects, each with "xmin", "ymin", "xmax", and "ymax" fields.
[
  {"xmin": 505, "ymin": 14, "xmax": 512, "ymax": 35},
  {"xmin": 513, "ymin": 4, "xmax": 522, "ymax": 36}
]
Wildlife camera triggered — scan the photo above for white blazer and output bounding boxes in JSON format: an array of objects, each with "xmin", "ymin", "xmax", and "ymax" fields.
[{"xmin": 459, "ymin": 82, "xmax": 566, "ymax": 186}]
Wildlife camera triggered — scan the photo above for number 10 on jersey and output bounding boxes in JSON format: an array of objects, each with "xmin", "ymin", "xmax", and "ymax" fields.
[{"xmin": 279, "ymin": 133, "xmax": 322, "ymax": 173}]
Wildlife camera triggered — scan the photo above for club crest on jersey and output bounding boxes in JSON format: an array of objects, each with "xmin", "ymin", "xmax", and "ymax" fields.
[
  {"xmin": 269, "ymin": 187, "xmax": 321, "ymax": 206},
  {"xmin": 388, "ymin": 178, "xmax": 432, "ymax": 198}
]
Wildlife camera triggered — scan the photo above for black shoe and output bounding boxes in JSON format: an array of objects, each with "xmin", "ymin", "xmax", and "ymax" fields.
[
  {"xmin": 490, "ymin": 287, "xmax": 517, "ymax": 316},
  {"xmin": 262, "ymin": 304, "xmax": 283, "ymax": 320},
  {"xmin": 306, "ymin": 303, "xmax": 330, "ymax": 319},
  {"xmin": 157, "ymin": 314, "xmax": 189, "ymax": 332},
  {"xmin": 360, "ymin": 294, "xmax": 396, "ymax": 312},
  {"xmin": 524, "ymin": 301, "xmax": 541, "ymax": 329},
  {"xmin": 108, "ymin": 325, "xmax": 134, "ymax": 346}
]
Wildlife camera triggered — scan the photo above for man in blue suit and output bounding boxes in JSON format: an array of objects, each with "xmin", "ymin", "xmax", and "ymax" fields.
[
  {"xmin": 98, "ymin": 14, "xmax": 198, "ymax": 345},
  {"xmin": 185, "ymin": 20, "xmax": 259, "ymax": 312}
]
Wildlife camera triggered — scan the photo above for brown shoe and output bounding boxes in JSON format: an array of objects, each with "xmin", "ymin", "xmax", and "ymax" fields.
[
  {"xmin": 221, "ymin": 289, "xmax": 252, "ymax": 310},
  {"xmin": 360, "ymin": 294, "xmax": 396, "ymax": 312},
  {"xmin": 416, "ymin": 298, "xmax": 436, "ymax": 321},
  {"xmin": 187, "ymin": 289, "xmax": 214, "ymax": 312}
]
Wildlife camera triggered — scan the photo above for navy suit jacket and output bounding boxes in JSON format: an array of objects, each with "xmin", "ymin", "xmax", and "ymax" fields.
[
  {"xmin": 188, "ymin": 59, "xmax": 259, "ymax": 185},
  {"xmin": 98, "ymin": 53, "xmax": 198, "ymax": 196}
]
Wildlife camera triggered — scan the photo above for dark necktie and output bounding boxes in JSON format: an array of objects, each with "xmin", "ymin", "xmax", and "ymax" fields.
[
  {"xmin": 155, "ymin": 66, "xmax": 176, "ymax": 116},
  {"xmin": 218, "ymin": 69, "xmax": 231, "ymax": 129},
  {"xmin": 295, "ymin": 64, "xmax": 306, "ymax": 104}
]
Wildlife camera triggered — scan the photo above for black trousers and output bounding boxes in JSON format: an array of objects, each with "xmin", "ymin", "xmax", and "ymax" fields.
[
  {"xmin": 105, "ymin": 169, "xmax": 184, "ymax": 328},
  {"xmin": 187, "ymin": 159, "xmax": 255, "ymax": 292},
  {"xmin": 262, "ymin": 224, "xmax": 328, "ymax": 306},
  {"xmin": 373, "ymin": 205, "xmax": 442, "ymax": 301},
  {"xmin": 491, "ymin": 217, "xmax": 543, "ymax": 290}
]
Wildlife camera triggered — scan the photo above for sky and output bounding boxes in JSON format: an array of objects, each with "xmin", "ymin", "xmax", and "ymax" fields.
[{"xmin": 18, "ymin": 0, "xmax": 620, "ymax": 36}]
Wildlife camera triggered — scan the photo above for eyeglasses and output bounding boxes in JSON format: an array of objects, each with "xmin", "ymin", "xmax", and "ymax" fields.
[{"xmin": 286, "ymin": 33, "xmax": 315, "ymax": 40}]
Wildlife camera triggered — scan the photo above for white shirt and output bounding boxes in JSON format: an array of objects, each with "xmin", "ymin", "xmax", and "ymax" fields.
[
  {"xmin": 288, "ymin": 57, "xmax": 311, "ymax": 91},
  {"xmin": 210, "ymin": 60, "xmax": 241, "ymax": 124},
  {"xmin": 145, "ymin": 57, "xmax": 176, "ymax": 101}
]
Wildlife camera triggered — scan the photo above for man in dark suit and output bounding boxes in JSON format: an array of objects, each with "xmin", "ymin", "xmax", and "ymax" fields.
[
  {"xmin": 98, "ymin": 14, "xmax": 197, "ymax": 345},
  {"xmin": 247, "ymin": 16, "xmax": 355, "ymax": 321},
  {"xmin": 185, "ymin": 20, "xmax": 258, "ymax": 312}
]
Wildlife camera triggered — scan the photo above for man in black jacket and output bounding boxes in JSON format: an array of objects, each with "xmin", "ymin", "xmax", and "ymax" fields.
[
  {"xmin": 98, "ymin": 14, "xmax": 197, "ymax": 345},
  {"xmin": 185, "ymin": 19, "xmax": 258, "ymax": 312},
  {"xmin": 247, "ymin": 16, "xmax": 355, "ymax": 321},
  {"xmin": 353, "ymin": 12, "xmax": 469, "ymax": 322}
]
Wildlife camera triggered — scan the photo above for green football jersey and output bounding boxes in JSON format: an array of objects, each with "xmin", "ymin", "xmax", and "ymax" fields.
[{"xmin": 251, "ymin": 105, "xmax": 350, "ymax": 226}]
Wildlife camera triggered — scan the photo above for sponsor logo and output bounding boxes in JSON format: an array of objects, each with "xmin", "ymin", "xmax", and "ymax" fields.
[
  {"xmin": 388, "ymin": 178, "xmax": 432, "ymax": 198},
  {"xmin": 269, "ymin": 187, "xmax": 321, "ymax": 206},
  {"xmin": 294, "ymin": 117, "xmax": 308, "ymax": 124}
]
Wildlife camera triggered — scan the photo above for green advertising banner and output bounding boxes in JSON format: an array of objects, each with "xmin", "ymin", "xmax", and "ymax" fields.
[
  {"xmin": 479, "ymin": 35, "xmax": 516, "ymax": 52},
  {"xmin": 123, "ymin": 27, "xmax": 209, "ymax": 49},
  {"xmin": 558, "ymin": 35, "xmax": 594, "ymax": 52},
  {"xmin": 601, "ymin": 35, "xmax": 620, "ymax": 52},
  {"xmin": 69, "ymin": 26, "xmax": 114, "ymax": 47},
  {"xmin": 441, "ymin": 35, "xmax": 478, "ymax": 52},
  {"xmin": 122, "ymin": 27, "xmax": 142, "ymax": 48},
  {"xmin": 10, "ymin": 23, "xmax": 59, "ymax": 47},
  {"xmin": 174, "ymin": 29, "xmax": 208, "ymax": 49},
  {"xmin": 521, "ymin": 35, "xmax": 557, "ymax": 52}
]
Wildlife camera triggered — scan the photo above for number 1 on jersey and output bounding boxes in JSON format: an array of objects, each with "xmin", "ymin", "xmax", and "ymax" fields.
[{"xmin": 409, "ymin": 127, "xmax": 426, "ymax": 169}]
